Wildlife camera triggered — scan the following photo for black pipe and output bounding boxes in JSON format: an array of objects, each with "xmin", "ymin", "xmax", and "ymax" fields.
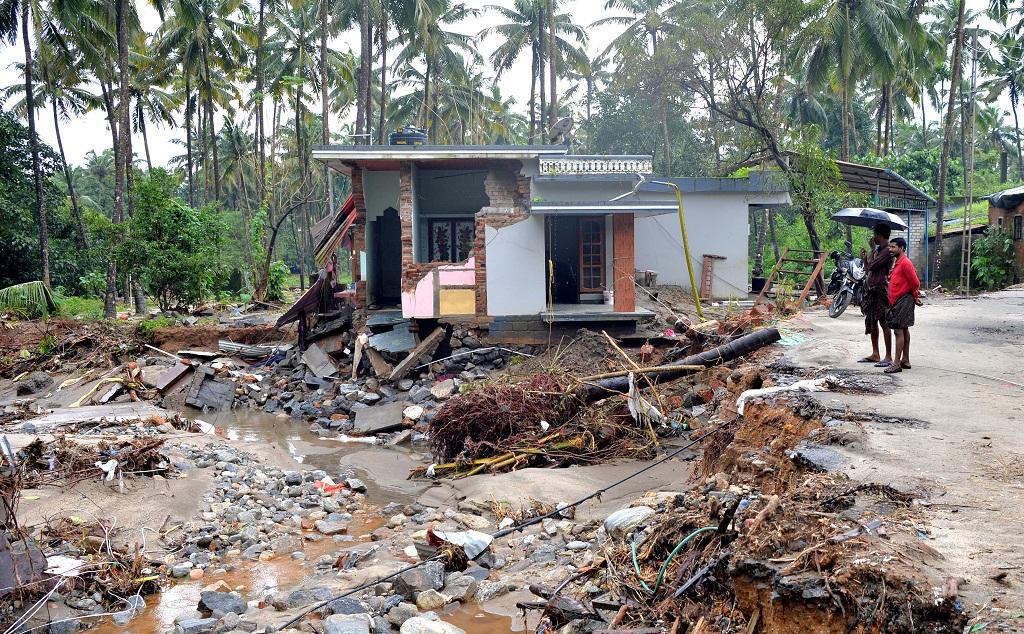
[{"xmin": 581, "ymin": 327, "xmax": 781, "ymax": 401}]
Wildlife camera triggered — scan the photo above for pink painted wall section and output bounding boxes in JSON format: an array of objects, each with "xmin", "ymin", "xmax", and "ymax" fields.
[
  {"xmin": 401, "ymin": 258, "xmax": 476, "ymax": 318},
  {"xmin": 438, "ymin": 257, "xmax": 476, "ymax": 285}
]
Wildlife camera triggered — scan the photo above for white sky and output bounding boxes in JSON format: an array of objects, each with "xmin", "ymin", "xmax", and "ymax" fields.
[{"xmin": 0, "ymin": 0, "xmax": 1006, "ymax": 168}]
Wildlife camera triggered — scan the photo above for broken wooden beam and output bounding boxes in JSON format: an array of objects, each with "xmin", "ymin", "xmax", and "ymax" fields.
[
  {"xmin": 581, "ymin": 328, "xmax": 781, "ymax": 401},
  {"xmin": 388, "ymin": 328, "xmax": 445, "ymax": 382}
]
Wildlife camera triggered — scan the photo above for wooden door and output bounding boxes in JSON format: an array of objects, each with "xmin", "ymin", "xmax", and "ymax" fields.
[{"xmin": 578, "ymin": 216, "xmax": 605, "ymax": 293}]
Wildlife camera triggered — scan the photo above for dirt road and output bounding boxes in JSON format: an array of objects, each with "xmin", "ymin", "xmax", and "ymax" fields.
[{"xmin": 784, "ymin": 290, "xmax": 1024, "ymax": 622}]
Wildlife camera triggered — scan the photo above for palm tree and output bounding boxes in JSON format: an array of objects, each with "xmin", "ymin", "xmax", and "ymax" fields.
[
  {"xmin": 592, "ymin": 0, "xmax": 672, "ymax": 60},
  {"xmin": 981, "ymin": 32, "xmax": 1024, "ymax": 180},
  {"xmin": 482, "ymin": 0, "xmax": 584, "ymax": 143},
  {"xmin": 932, "ymin": 0, "xmax": 968, "ymax": 281},
  {"xmin": 801, "ymin": 0, "xmax": 905, "ymax": 160},
  {"xmin": 977, "ymin": 105, "xmax": 1015, "ymax": 182},
  {"xmin": 2, "ymin": 50, "xmax": 96, "ymax": 248},
  {"xmin": 392, "ymin": 0, "xmax": 480, "ymax": 143},
  {"xmin": 131, "ymin": 34, "xmax": 179, "ymax": 171},
  {"xmin": 0, "ymin": 0, "xmax": 83, "ymax": 286},
  {"xmin": 219, "ymin": 117, "xmax": 256, "ymax": 266},
  {"xmin": 565, "ymin": 46, "xmax": 609, "ymax": 147}
]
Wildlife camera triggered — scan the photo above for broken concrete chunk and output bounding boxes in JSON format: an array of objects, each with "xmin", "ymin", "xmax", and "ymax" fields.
[
  {"xmin": 303, "ymin": 343, "xmax": 339, "ymax": 378},
  {"xmin": 352, "ymin": 401, "xmax": 408, "ymax": 435},
  {"xmin": 430, "ymin": 379, "xmax": 456, "ymax": 400}
]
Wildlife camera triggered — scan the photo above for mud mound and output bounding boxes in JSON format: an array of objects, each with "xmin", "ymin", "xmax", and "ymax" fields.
[{"xmin": 151, "ymin": 324, "xmax": 285, "ymax": 352}]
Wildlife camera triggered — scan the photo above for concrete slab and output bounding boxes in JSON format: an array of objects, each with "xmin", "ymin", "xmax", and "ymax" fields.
[
  {"xmin": 22, "ymin": 403, "xmax": 174, "ymax": 430},
  {"xmin": 351, "ymin": 401, "xmax": 408, "ymax": 435}
]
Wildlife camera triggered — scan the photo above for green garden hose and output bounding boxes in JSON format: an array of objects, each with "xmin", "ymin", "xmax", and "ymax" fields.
[{"xmin": 631, "ymin": 525, "xmax": 718, "ymax": 595}]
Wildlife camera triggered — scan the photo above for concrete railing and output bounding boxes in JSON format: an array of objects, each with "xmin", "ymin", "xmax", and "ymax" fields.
[{"xmin": 540, "ymin": 155, "xmax": 653, "ymax": 176}]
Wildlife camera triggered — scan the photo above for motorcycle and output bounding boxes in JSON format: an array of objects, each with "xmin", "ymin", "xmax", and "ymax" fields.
[{"xmin": 827, "ymin": 250, "xmax": 866, "ymax": 318}]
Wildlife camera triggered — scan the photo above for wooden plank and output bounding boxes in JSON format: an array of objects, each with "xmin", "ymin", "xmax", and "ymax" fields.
[
  {"xmin": 388, "ymin": 327, "xmax": 445, "ymax": 381},
  {"xmin": 795, "ymin": 253, "xmax": 827, "ymax": 306},
  {"xmin": 365, "ymin": 348, "xmax": 394, "ymax": 377},
  {"xmin": 154, "ymin": 362, "xmax": 193, "ymax": 394},
  {"xmin": 755, "ymin": 247, "xmax": 789, "ymax": 305},
  {"xmin": 612, "ymin": 214, "xmax": 635, "ymax": 312}
]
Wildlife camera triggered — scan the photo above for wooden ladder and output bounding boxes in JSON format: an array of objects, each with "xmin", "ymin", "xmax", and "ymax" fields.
[
  {"xmin": 700, "ymin": 254, "xmax": 726, "ymax": 300},
  {"xmin": 755, "ymin": 248, "xmax": 827, "ymax": 307}
]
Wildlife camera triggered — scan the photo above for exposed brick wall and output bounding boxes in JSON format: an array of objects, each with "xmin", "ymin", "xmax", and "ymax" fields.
[{"xmin": 350, "ymin": 168, "xmax": 367, "ymax": 309}]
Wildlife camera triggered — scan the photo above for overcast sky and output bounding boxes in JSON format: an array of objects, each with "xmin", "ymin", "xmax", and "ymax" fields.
[{"xmin": 0, "ymin": 0, "xmax": 1005, "ymax": 168}]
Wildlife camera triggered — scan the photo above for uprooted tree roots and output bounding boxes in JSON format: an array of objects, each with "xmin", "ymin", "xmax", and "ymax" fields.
[{"xmin": 417, "ymin": 374, "xmax": 659, "ymax": 478}]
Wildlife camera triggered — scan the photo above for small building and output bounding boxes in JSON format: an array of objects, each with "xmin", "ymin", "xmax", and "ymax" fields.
[
  {"xmin": 311, "ymin": 144, "xmax": 789, "ymax": 342},
  {"xmin": 988, "ymin": 185, "xmax": 1024, "ymax": 272}
]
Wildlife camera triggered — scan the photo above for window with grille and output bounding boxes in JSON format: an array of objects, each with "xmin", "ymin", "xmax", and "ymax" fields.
[
  {"xmin": 428, "ymin": 219, "xmax": 475, "ymax": 262},
  {"xmin": 1015, "ymin": 215, "xmax": 1022, "ymax": 241},
  {"xmin": 579, "ymin": 217, "xmax": 605, "ymax": 292}
]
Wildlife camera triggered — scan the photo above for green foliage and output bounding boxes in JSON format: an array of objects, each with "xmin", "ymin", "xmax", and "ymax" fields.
[
  {"xmin": 57, "ymin": 295, "xmax": 105, "ymax": 320},
  {"xmin": 0, "ymin": 281, "xmax": 60, "ymax": 318},
  {"xmin": 0, "ymin": 111, "xmax": 62, "ymax": 288},
  {"xmin": 136, "ymin": 315, "xmax": 179, "ymax": 341},
  {"xmin": 117, "ymin": 169, "xmax": 226, "ymax": 311},
  {"xmin": 265, "ymin": 260, "xmax": 290, "ymax": 302},
  {"xmin": 971, "ymin": 228, "xmax": 1018, "ymax": 290}
]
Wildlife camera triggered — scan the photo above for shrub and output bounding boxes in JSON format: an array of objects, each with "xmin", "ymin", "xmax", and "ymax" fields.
[
  {"xmin": 265, "ymin": 260, "xmax": 290, "ymax": 302},
  {"xmin": 972, "ymin": 228, "xmax": 1018, "ymax": 290}
]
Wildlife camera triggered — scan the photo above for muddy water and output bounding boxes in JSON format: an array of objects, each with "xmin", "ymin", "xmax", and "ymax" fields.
[
  {"xmin": 88, "ymin": 409, "xmax": 521, "ymax": 633},
  {"xmin": 201, "ymin": 409, "xmax": 428, "ymax": 504}
]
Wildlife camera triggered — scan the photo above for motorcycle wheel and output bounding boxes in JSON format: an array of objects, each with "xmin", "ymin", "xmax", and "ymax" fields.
[{"xmin": 829, "ymin": 291, "xmax": 851, "ymax": 318}]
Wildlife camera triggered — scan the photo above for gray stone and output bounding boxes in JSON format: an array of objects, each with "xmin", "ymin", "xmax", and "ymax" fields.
[
  {"xmin": 397, "ymin": 379, "xmax": 414, "ymax": 391},
  {"xmin": 474, "ymin": 580, "xmax": 512, "ymax": 602},
  {"xmin": 197, "ymin": 590, "xmax": 247, "ymax": 615},
  {"xmin": 17, "ymin": 371, "xmax": 53, "ymax": 395},
  {"xmin": 171, "ymin": 562, "xmax": 194, "ymax": 578},
  {"xmin": 393, "ymin": 561, "xmax": 445, "ymax": 597},
  {"xmin": 399, "ymin": 617, "xmax": 466, "ymax": 634},
  {"xmin": 175, "ymin": 618, "xmax": 218, "ymax": 634},
  {"xmin": 442, "ymin": 574, "xmax": 478, "ymax": 602},
  {"xmin": 344, "ymin": 478, "xmax": 367, "ymax": 493},
  {"xmin": 327, "ymin": 597, "xmax": 368, "ymax": 615},
  {"xmin": 324, "ymin": 614, "xmax": 372, "ymax": 634},
  {"xmin": 386, "ymin": 602, "xmax": 419, "ymax": 627},
  {"xmin": 285, "ymin": 586, "xmax": 333, "ymax": 609},
  {"xmin": 112, "ymin": 610, "xmax": 134, "ymax": 625},
  {"xmin": 47, "ymin": 619, "xmax": 81, "ymax": 634},
  {"xmin": 315, "ymin": 519, "xmax": 350, "ymax": 535}
]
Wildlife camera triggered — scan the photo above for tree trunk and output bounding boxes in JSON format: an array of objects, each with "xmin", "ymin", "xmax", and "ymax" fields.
[
  {"xmin": 203, "ymin": 45, "xmax": 221, "ymax": 203},
  {"xmin": 356, "ymin": 0, "xmax": 370, "ymax": 139},
  {"xmin": 377, "ymin": 20, "xmax": 388, "ymax": 145},
  {"xmin": 22, "ymin": 2, "xmax": 49, "ymax": 287},
  {"xmin": 767, "ymin": 208, "xmax": 780, "ymax": 263},
  {"xmin": 546, "ymin": 0, "xmax": 557, "ymax": 126},
  {"xmin": 137, "ymin": 98, "xmax": 153, "ymax": 171},
  {"xmin": 538, "ymin": 10, "xmax": 546, "ymax": 136},
  {"xmin": 320, "ymin": 0, "xmax": 333, "ymax": 212},
  {"xmin": 365, "ymin": 23, "xmax": 374, "ymax": 145},
  {"xmin": 1012, "ymin": 98, "xmax": 1024, "ymax": 181},
  {"xmin": 256, "ymin": 0, "xmax": 267, "ymax": 208},
  {"xmin": 921, "ymin": 88, "xmax": 927, "ymax": 150},
  {"xmin": 932, "ymin": 0, "xmax": 967, "ymax": 282},
  {"xmin": 752, "ymin": 208, "xmax": 767, "ymax": 277},
  {"xmin": 295, "ymin": 89, "xmax": 308, "ymax": 291},
  {"xmin": 106, "ymin": 0, "xmax": 132, "ymax": 317},
  {"xmin": 999, "ymin": 149, "xmax": 1008, "ymax": 183},
  {"xmin": 841, "ymin": 81, "xmax": 850, "ymax": 160},
  {"xmin": 659, "ymin": 99, "xmax": 671, "ymax": 176},
  {"xmin": 528, "ymin": 45, "xmax": 537, "ymax": 144},
  {"xmin": 185, "ymin": 76, "xmax": 195, "ymax": 207},
  {"xmin": 52, "ymin": 95, "xmax": 87, "ymax": 249}
]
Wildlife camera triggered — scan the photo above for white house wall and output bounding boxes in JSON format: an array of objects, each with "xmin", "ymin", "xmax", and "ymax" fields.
[
  {"xmin": 635, "ymin": 191, "xmax": 790, "ymax": 298},
  {"xmin": 485, "ymin": 216, "xmax": 547, "ymax": 316}
]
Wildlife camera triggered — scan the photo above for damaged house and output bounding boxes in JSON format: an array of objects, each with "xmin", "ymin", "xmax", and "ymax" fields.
[{"xmin": 310, "ymin": 144, "xmax": 790, "ymax": 343}]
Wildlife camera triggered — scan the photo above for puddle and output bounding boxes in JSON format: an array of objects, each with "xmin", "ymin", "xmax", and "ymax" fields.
[
  {"xmin": 198, "ymin": 409, "xmax": 429, "ymax": 505},
  {"xmin": 90, "ymin": 516, "xmax": 385, "ymax": 634},
  {"xmin": 441, "ymin": 604, "xmax": 524, "ymax": 632}
]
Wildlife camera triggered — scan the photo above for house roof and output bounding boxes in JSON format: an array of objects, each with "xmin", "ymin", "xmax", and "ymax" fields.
[
  {"xmin": 988, "ymin": 184, "xmax": 1024, "ymax": 211},
  {"xmin": 313, "ymin": 143, "xmax": 568, "ymax": 162}
]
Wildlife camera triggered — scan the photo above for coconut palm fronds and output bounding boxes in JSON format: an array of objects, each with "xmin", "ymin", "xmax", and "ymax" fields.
[{"xmin": 0, "ymin": 281, "xmax": 60, "ymax": 318}]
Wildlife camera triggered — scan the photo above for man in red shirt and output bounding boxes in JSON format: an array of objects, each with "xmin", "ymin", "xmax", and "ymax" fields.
[{"xmin": 884, "ymin": 238, "xmax": 923, "ymax": 374}]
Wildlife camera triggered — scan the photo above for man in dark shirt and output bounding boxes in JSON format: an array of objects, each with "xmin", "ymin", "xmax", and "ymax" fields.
[{"xmin": 858, "ymin": 223, "xmax": 893, "ymax": 366}]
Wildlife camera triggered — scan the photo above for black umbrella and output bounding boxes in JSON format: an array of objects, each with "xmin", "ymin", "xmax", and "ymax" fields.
[{"xmin": 831, "ymin": 207, "xmax": 907, "ymax": 229}]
